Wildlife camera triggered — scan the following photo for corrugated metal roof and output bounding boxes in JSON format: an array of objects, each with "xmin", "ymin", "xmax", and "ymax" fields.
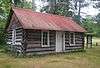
[{"xmin": 12, "ymin": 7, "xmax": 86, "ymax": 32}]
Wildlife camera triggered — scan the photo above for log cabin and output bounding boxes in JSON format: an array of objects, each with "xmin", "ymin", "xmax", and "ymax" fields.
[{"xmin": 6, "ymin": 7, "xmax": 86, "ymax": 55}]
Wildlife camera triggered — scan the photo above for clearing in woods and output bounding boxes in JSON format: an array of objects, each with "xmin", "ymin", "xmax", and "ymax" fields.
[{"xmin": 0, "ymin": 38, "xmax": 100, "ymax": 68}]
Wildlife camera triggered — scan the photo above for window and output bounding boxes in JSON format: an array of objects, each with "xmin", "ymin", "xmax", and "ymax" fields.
[
  {"xmin": 42, "ymin": 31, "xmax": 49, "ymax": 47},
  {"xmin": 70, "ymin": 33, "xmax": 75, "ymax": 45},
  {"xmin": 12, "ymin": 29, "xmax": 16, "ymax": 45}
]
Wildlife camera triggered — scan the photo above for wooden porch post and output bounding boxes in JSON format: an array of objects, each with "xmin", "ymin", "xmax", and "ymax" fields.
[{"xmin": 86, "ymin": 34, "xmax": 92, "ymax": 48}]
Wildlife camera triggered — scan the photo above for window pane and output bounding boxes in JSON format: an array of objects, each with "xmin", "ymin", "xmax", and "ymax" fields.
[{"xmin": 43, "ymin": 32, "xmax": 48, "ymax": 45}]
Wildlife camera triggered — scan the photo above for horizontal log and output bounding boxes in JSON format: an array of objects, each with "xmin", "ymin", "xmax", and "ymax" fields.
[
  {"xmin": 16, "ymin": 39, "xmax": 22, "ymax": 41},
  {"xmin": 65, "ymin": 40, "xmax": 69, "ymax": 42},
  {"xmin": 75, "ymin": 42, "xmax": 83, "ymax": 44},
  {"xmin": 27, "ymin": 41, "xmax": 41, "ymax": 44},
  {"xmin": 65, "ymin": 45, "xmax": 82, "ymax": 47},
  {"xmin": 7, "ymin": 38, "xmax": 12, "ymax": 41},
  {"xmin": 16, "ymin": 33, "xmax": 22, "ymax": 36},
  {"xmin": 65, "ymin": 46, "xmax": 82, "ymax": 50},
  {"xmin": 15, "ymin": 27, "xmax": 22, "ymax": 30},
  {"xmin": 7, "ymin": 34, "xmax": 12, "ymax": 36},
  {"xmin": 27, "ymin": 44, "xmax": 55, "ymax": 48},
  {"xmin": 27, "ymin": 36, "xmax": 41, "ymax": 39},
  {"xmin": 26, "ymin": 47, "xmax": 55, "ymax": 52},
  {"xmin": 7, "ymin": 41, "xmax": 12, "ymax": 44},
  {"xmin": 27, "ymin": 46, "xmax": 55, "ymax": 49},
  {"xmin": 26, "ymin": 51, "xmax": 55, "ymax": 54},
  {"xmin": 27, "ymin": 32, "xmax": 40, "ymax": 35},
  {"xmin": 7, "ymin": 31, "xmax": 12, "ymax": 33},
  {"xmin": 50, "ymin": 40, "xmax": 56, "ymax": 42},
  {"xmin": 16, "ymin": 28, "xmax": 23, "ymax": 31},
  {"xmin": 65, "ymin": 43, "xmax": 69, "ymax": 45},
  {"xmin": 27, "ymin": 38, "xmax": 41, "ymax": 40},
  {"xmin": 27, "ymin": 44, "xmax": 41, "ymax": 48},
  {"xmin": 75, "ymin": 44, "xmax": 83, "ymax": 46},
  {"xmin": 50, "ymin": 43, "xmax": 55, "ymax": 45},
  {"xmin": 26, "ymin": 30, "xmax": 41, "ymax": 32},
  {"xmin": 15, "ymin": 42, "xmax": 22, "ymax": 45},
  {"xmin": 16, "ymin": 31, "xmax": 22, "ymax": 33},
  {"xmin": 27, "ymin": 33, "xmax": 41, "ymax": 36},
  {"xmin": 7, "ymin": 37, "xmax": 12, "ymax": 39},
  {"xmin": 65, "ymin": 49, "xmax": 83, "ymax": 52},
  {"xmin": 16, "ymin": 36, "xmax": 22, "ymax": 39},
  {"xmin": 75, "ymin": 39, "xmax": 83, "ymax": 41},
  {"xmin": 75, "ymin": 40, "xmax": 83, "ymax": 42}
]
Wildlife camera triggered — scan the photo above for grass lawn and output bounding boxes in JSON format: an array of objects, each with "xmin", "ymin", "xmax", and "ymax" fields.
[{"xmin": 0, "ymin": 38, "xmax": 100, "ymax": 68}]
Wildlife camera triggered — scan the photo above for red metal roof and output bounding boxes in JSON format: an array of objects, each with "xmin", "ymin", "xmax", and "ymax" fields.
[{"xmin": 12, "ymin": 7, "xmax": 86, "ymax": 32}]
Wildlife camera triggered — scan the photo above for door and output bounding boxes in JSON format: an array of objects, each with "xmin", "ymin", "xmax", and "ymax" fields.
[{"xmin": 56, "ymin": 31, "xmax": 65, "ymax": 52}]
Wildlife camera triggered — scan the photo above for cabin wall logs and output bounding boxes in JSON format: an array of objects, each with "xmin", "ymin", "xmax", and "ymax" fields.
[
  {"xmin": 7, "ymin": 13, "xmax": 23, "ymax": 53},
  {"xmin": 25, "ymin": 30, "xmax": 56, "ymax": 54},
  {"xmin": 65, "ymin": 32, "xmax": 84, "ymax": 51}
]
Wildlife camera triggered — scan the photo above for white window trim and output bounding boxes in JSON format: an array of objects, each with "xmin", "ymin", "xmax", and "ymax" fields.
[
  {"xmin": 69, "ymin": 32, "xmax": 75, "ymax": 46},
  {"xmin": 41, "ymin": 31, "xmax": 50, "ymax": 47}
]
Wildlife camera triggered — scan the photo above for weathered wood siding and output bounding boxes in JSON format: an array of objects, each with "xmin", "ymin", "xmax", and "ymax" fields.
[
  {"xmin": 25, "ymin": 30, "xmax": 56, "ymax": 54},
  {"xmin": 7, "ymin": 30, "xmax": 12, "ymax": 45},
  {"xmin": 65, "ymin": 32, "xmax": 84, "ymax": 51},
  {"xmin": 7, "ymin": 13, "xmax": 23, "ymax": 53}
]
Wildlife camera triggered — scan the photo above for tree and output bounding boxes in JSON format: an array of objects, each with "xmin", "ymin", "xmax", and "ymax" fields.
[
  {"xmin": 91, "ymin": 0, "xmax": 100, "ymax": 9},
  {"xmin": 0, "ymin": 0, "xmax": 11, "ymax": 29},
  {"xmin": 95, "ymin": 13, "xmax": 100, "ymax": 24},
  {"xmin": 82, "ymin": 16, "xmax": 94, "ymax": 33},
  {"xmin": 0, "ymin": 0, "xmax": 11, "ymax": 46},
  {"xmin": 12, "ymin": 0, "xmax": 32, "ymax": 9},
  {"xmin": 0, "ymin": 0, "xmax": 11, "ymax": 20},
  {"xmin": 41, "ymin": 0, "xmax": 74, "ymax": 17},
  {"xmin": 82, "ymin": 16, "xmax": 100, "ymax": 37},
  {"xmin": 72, "ymin": 0, "xmax": 89, "ymax": 23},
  {"xmin": 73, "ymin": 0, "xmax": 85, "ymax": 16}
]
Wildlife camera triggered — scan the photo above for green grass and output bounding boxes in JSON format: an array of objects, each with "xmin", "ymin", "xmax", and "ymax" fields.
[{"xmin": 0, "ymin": 38, "xmax": 100, "ymax": 68}]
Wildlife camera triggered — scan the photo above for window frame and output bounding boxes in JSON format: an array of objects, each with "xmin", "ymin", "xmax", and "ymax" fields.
[
  {"xmin": 41, "ymin": 31, "xmax": 50, "ymax": 47},
  {"xmin": 69, "ymin": 32, "xmax": 75, "ymax": 45}
]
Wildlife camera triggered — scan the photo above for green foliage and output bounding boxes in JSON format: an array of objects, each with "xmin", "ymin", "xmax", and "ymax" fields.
[
  {"xmin": 22, "ymin": 1, "xmax": 32, "ymax": 9},
  {"xmin": 41, "ymin": 0, "xmax": 73, "ymax": 16},
  {"xmin": 0, "ymin": 0, "xmax": 11, "ymax": 19},
  {"xmin": 0, "ymin": 31, "xmax": 6, "ymax": 48},
  {"xmin": 82, "ymin": 17, "xmax": 94, "ymax": 33},
  {"xmin": 0, "ymin": 0, "xmax": 11, "ymax": 50},
  {"xmin": 82, "ymin": 16, "xmax": 100, "ymax": 37},
  {"xmin": 13, "ymin": 0, "xmax": 32, "ymax": 9},
  {"xmin": 0, "ymin": 0, "xmax": 11, "ymax": 29},
  {"xmin": 73, "ymin": 15, "xmax": 81, "ymax": 24}
]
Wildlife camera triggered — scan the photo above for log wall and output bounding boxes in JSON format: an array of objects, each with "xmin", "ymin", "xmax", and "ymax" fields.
[
  {"xmin": 25, "ymin": 30, "xmax": 56, "ymax": 54},
  {"xmin": 7, "ymin": 13, "xmax": 24, "ymax": 53},
  {"xmin": 65, "ymin": 32, "xmax": 84, "ymax": 52}
]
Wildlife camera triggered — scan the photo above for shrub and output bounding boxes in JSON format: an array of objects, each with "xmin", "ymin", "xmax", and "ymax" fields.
[{"xmin": 0, "ymin": 29, "xmax": 6, "ymax": 49}]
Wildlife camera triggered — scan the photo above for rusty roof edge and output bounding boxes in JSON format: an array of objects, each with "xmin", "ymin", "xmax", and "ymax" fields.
[{"xmin": 12, "ymin": 9, "xmax": 26, "ymax": 29}]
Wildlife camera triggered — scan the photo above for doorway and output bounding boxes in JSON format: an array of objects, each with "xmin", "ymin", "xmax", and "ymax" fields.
[{"xmin": 56, "ymin": 31, "xmax": 65, "ymax": 52}]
